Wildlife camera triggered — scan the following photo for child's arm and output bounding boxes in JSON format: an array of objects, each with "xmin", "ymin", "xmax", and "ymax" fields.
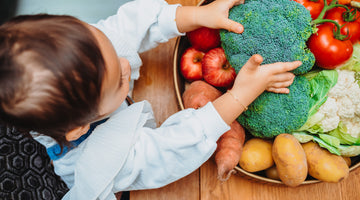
[
  {"xmin": 175, "ymin": 0, "xmax": 245, "ymax": 33},
  {"xmin": 213, "ymin": 54, "xmax": 301, "ymax": 125}
]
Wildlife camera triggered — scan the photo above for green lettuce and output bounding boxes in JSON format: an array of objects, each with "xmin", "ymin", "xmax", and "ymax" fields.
[
  {"xmin": 293, "ymin": 69, "xmax": 360, "ymax": 156},
  {"xmin": 328, "ymin": 122, "xmax": 360, "ymax": 145},
  {"xmin": 292, "ymin": 132, "xmax": 341, "ymax": 155},
  {"xmin": 297, "ymin": 70, "xmax": 338, "ymax": 133},
  {"xmin": 293, "ymin": 132, "xmax": 360, "ymax": 156}
]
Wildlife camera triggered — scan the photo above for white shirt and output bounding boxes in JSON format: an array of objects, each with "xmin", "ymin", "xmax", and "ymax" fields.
[{"xmin": 33, "ymin": 0, "xmax": 230, "ymax": 199}]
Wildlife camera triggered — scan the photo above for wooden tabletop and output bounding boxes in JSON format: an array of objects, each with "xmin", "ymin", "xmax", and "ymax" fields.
[{"xmin": 131, "ymin": 0, "xmax": 360, "ymax": 199}]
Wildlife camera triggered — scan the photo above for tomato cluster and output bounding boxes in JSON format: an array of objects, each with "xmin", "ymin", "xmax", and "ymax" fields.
[{"xmin": 295, "ymin": 0, "xmax": 360, "ymax": 69}]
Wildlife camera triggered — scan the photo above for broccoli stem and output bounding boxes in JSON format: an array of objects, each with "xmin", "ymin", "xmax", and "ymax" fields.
[{"xmin": 310, "ymin": 0, "xmax": 351, "ymax": 41}]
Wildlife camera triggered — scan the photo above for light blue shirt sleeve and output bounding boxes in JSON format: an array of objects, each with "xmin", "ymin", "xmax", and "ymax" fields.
[
  {"xmin": 61, "ymin": 101, "xmax": 229, "ymax": 200},
  {"xmin": 111, "ymin": 102, "xmax": 230, "ymax": 191},
  {"xmin": 92, "ymin": 0, "xmax": 184, "ymax": 81}
]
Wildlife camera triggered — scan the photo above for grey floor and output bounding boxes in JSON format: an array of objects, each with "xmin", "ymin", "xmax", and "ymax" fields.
[{"xmin": 15, "ymin": 0, "xmax": 131, "ymax": 23}]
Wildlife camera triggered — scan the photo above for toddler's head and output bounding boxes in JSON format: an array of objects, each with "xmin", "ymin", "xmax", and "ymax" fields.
[{"xmin": 0, "ymin": 15, "xmax": 107, "ymax": 145}]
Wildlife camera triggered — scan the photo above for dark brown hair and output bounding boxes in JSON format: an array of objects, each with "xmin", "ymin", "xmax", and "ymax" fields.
[{"xmin": 0, "ymin": 14, "xmax": 106, "ymax": 146}]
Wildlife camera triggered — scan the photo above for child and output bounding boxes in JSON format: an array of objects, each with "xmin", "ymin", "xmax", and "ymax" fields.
[{"xmin": 0, "ymin": 0, "xmax": 300, "ymax": 199}]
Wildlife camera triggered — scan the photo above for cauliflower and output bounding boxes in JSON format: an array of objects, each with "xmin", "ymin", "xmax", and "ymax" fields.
[
  {"xmin": 347, "ymin": 83, "xmax": 360, "ymax": 105},
  {"xmin": 337, "ymin": 96, "xmax": 356, "ymax": 119},
  {"xmin": 318, "ymin": 70, "xmax": 360, "ymax": 130},
  {"xmin": 356, "ymin": 103, "xmax": 360, "ymax": 116},
  {"xmin": 318, "ymin": 97, "xmax": 338, "ymax": 116},
  {"xmin": 328, "ymin": 70, "xmax": 356, "ymax": 98},
  {"xmin": 343, "ymin": 117, "xmax": 360, "ymax": 139},
  {"xmin": 295, "ymin": 69, "xmax": 360, "ymax": 156},
  {"xmin": 317, "ymin": 97, "xmax": 339, "ymax": 132},
  {"xmin": 294, "ymin": 43, "xmax": 360, "ymax": 156},
  {"xmin": 320, "ymin": 115, "xmax": 340, "ymax": 132}
]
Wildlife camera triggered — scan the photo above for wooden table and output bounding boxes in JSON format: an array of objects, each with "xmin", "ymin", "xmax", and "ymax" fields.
[{"xmin": 131, "ymin": 0, "xmax": 360, "ymax": 199}]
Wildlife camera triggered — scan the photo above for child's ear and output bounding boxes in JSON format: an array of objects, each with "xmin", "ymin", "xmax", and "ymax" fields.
[{"xmin": 65, "ymin": 124, "xmax": 90, "ymax": 141}]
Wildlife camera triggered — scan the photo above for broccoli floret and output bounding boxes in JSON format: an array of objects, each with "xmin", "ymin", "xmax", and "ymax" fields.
[
  {"xmin": 237, "ymin": 76, "xmax": 311, "ymax": 138},
  {"xmin": 220, "ymin": 0, "xmax": 315, "ymax": 75}
]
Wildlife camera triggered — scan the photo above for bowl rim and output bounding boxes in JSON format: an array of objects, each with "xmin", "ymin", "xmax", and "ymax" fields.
[{"xmin": 173, "ymin": 37, "xmax": 185, "ymax": 111}]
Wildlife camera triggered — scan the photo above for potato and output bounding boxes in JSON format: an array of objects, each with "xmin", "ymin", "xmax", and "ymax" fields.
[
  {"xmin": 265, "ymin": 165, "xmax": 281, "ymax": 181},
  {"xmin": 182, "ymin": 80, "xmax": 222, "ymax": 109},
  {"xmin": 272, "ymin": 133, "xmax": 307, "ymax": 187},
  {"xmin": 342, "ymin": 156, "xmax": 352, "ymax": 167},
  {"xmin": 239, "ymin": 138, "xmax": 274, "ymax": 172},
  {"xmin": 302, "ymin": 141, "xmax": 349, "ymax": 183}
]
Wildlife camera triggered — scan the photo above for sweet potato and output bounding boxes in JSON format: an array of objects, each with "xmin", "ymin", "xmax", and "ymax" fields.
[
  {"xmin": 215, "ymin": 120, "xmax": 246, "ymax": 181},
  {"xmin": 182, "ymin": 80, "xmax": 222, "ymax": 109},
  {"xmin": 182, "ymin": 80, "xmax": 245, "ymax": 181}
]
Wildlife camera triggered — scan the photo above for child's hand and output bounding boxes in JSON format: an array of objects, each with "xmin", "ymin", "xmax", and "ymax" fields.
[
  {"xmin": 199, "ymin": 0, "xmax": 244, "ymax": 33},
  {"xmin": 176, "ymin": 0, "xmax": 244, "ymax": 34},
  {"xmin": 230, "ymin": 54, "xmax": 301, "ymax": 107},
  {"xmin": 212, "ymin": 54, "xmax": 300, "ymax": 125}
]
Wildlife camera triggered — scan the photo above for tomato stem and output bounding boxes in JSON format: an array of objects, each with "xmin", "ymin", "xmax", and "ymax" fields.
[
  {"xmin": 312, "ymin": 0, "xmax": 350, "ymax": 23},
  {"xmin": 342, "ymin": 8, "xmax": 359, "ymax": 22},
  {"xmin": 310, "ymin": 0, "xmax": 351, "ymax": 40}
]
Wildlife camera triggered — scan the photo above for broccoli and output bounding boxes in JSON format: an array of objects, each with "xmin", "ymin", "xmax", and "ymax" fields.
[
  {"xmin": 220, "ymin": 0, "xmax": 315, "ymax": 75},
  {"xmin": 237, "ymin": 76, "xmax": 311, "ymax": 138},
  {"xmin": 238, "ymin": 67, "xmax": 360, "ymax": 156}
]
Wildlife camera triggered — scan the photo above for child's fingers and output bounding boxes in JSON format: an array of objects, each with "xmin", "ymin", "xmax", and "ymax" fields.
[
  {"xmin": 225, "ymin": 19, "xmax": 244, "ymax": 33},
  {"xmin": 270, "ymin": 72, "xmax": 295, "ymax": 83},
  {"xmin": 232, "ymin": 0, "xmax": 245, "ymax": 6},
  {"xmin": 266, "ymin": 87, "xmax": 290, "ymax": 94},
  {"xmin": 269, "ymin": 79, "xmax": 294, "ymax": 89},
  {"xmin": 241, "ymin": 54, "xmax": 263, "ymax": 71},
  {"xmin": 267, "ymin": 61, "xmax": 302, "ymax": 74}
]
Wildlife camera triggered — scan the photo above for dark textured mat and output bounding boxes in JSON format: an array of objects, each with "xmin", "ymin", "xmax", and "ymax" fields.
[{"xmin": 0, "ymin": 124, "xmax": 69, "ymax": 200}]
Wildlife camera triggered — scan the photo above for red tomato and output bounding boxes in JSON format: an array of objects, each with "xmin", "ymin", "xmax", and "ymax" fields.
[
  {"xmin": 308, "ymin": 24, "xmax": 353, "ymax": 69},
  {"xmin": 325, "ymin": 7, "xmax": 360, "ymax": 43},
  {"xmin": 293, "ymin": 0, "xmax": 325, "ymax": 19}
]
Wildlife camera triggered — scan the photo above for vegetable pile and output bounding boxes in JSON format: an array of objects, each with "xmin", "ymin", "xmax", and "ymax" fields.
[
  {"xmin": 220, "ymin": 0, "xmax": 315, "ymax": 75},
  {"xmin": 307, "ymin": 0, "xmax": 358, "ymax": 69},
  {"xmin": 221, "ymin": 0, "xmax": 316, "ymax": 138},
  {"xmin": 179, "ymin": 0, "xmax": 360, "ymax": 185},
  {"xmin": 219, "ymin": 0, "xmax": 360, "ymax": 157},
  {"xmin": 294, "ymin": 60, "xmax": 360, "ymax": 157},
  {"xmin": 240, "ymin": 134, "xmax": 350, "ymax": 187}
]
